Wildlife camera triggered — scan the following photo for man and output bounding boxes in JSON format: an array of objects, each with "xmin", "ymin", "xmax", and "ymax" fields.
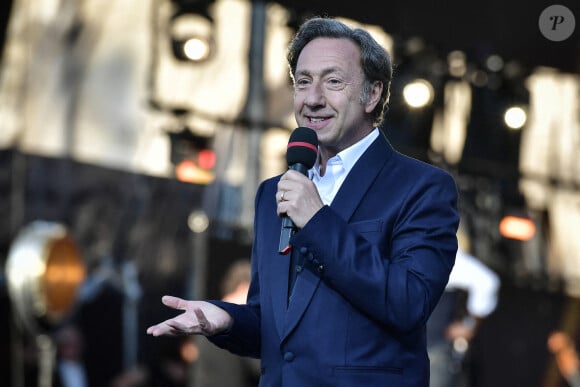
[{"xmin": 147, "ymin": 17, "xmax": 459, "ymax": 386}]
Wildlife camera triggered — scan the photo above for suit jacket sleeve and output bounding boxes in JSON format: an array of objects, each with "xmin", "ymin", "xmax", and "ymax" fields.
[{"xmin": 291, "ymin": 148, "xmax": 459, "ymax": 333}]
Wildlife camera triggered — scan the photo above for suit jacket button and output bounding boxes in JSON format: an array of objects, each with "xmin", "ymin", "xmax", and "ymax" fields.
[
  {"xmin": 283, "ymin": 352, "xmax": 295, "ymax": 362},
  {"xmin": 299, "ymin": 246, "xmax": 308, "ymax": 255}
]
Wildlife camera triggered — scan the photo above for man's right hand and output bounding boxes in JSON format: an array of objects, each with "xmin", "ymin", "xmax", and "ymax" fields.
[{"xmin": 146, "ymin": 296, "xmax": 233, "ymax": 337}]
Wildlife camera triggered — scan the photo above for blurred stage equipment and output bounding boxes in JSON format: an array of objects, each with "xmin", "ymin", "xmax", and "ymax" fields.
[
  {"xmin": 519, "ymin": 69, "xmax": 580, "ymax": 295},
  {"xmin": 168, "ymin": 126, "xmax": 216, "ymax": 184},
  {"xmin": 6, "ymin": 220, "xmax": 86, "ymax": 334},
  {"xmin": 169, "ymin": 0, "xmax": 215, "ymax": 62},
  {"xmin": 5, "ymin": 220, "xmax": 86, "ymax": 387}
]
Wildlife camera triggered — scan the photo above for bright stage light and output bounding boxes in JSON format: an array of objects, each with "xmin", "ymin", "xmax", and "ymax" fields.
[
  {"xmin": 499, "ymin": 215, "xmax": 536, "ymax": 241},
  {"xmin": 403, "ymin": 79, "xmax": 434, "ymax": 108},
  {"xmin": 176, "ymin": 36, "xmax": 212, "ymax": 61},
  {"xmin": 504, "ymin": 106, "xmax": 527, "ymax": 129},
  {"xmin": 170, "ymin": 5, "xmax": 214, "ymax": 63}
]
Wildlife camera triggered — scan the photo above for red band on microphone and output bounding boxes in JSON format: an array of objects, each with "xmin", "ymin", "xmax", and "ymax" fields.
[
  {"xmin": 287, "ymin": 141, "xmax": 318, "ymax": 153},
  {"xmin": 279, "ymin": 244, "xmax": 292, "ymax": 255}
]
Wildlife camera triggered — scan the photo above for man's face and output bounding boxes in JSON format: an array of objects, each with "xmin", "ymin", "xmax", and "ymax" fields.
[{"xmin": 293, "ymin": 37, "xmax": 374, "ymax": 155}]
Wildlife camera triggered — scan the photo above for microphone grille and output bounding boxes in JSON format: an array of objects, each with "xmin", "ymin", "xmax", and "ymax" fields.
[{"xmin": 286, "ymin": 127, "xmax": 318, "ymax": 168}]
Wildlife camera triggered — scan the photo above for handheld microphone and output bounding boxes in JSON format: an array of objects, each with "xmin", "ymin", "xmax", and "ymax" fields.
[{"xmin": 278, "ymin": 127, "xmax": 318, "ymax": 255}]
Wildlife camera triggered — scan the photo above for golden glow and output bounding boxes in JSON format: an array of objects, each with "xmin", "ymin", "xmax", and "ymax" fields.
[
  {"xmin": 43, "ymin": 237, "xmax": 86, "ymax": 320},
  {"xmin": 499, "ymin": 216, "xmax": 536, "ymax": 241},
  {"xmin": 181, "ymin": 338, "xmax": 199, "ymax": 363},
  {"xmin": 175, "ymin": 159, "xmax": 215, "ymax": 184},
  {"xmin": 403, "ymin": 79, "xmax": 434, "ymax": 108}
]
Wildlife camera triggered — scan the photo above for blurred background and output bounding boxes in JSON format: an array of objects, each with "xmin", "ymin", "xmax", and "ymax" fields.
[{"xmin": 0, "ymin": 0, "xmax": 578, "ymax": 386}]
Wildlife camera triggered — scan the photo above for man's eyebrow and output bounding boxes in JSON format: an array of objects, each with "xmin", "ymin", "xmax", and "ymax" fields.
[
  {"xmin": 294, "ymin": 69, "xmax": 311, "ymax": 77},
  {"xmin": 295, "ymin": 67, "xmax": 342, "ymax": 78}
]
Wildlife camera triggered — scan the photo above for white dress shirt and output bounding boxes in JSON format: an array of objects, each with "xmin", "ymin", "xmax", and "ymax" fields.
[{"xmin": 310, "ymin": 128, "xmax": 379, "ymax": 205}]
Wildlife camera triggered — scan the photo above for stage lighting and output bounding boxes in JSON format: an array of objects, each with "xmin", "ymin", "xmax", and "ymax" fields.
[
  {"xmin": 169, "ymin": 1, "xmax": 215, "ymax": 63},
  {"xmin": 403, "ymin": 79, "xmax": 434, "ymax": 108},
  {"xmin": 504, "ymin": 106, "xmax": 527, "ymax": 130},
  {"xmin": 182, "ymin": 36, "xmax": 211, "ymax": 61},
  {"xmin": 5, "ymin": 221, "xmax": 86, "ymax": 334},
  {"xmin": 168, "ymin": 127, "xmax": 216, "ymax": 184},
  {"xmin": 499, "ymin": 215, "xmax": 536, "ymax": 241}
]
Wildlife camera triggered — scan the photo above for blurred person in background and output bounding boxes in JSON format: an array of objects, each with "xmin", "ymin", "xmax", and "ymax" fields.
[
  {"xmin": 547, "ymin": 330, "xmax": 580, "ymax": 387},
  {"xmin": 53, "ymin": 324, "xmax": 88, "ymax": 387},
  {"xmin": 427, "ymin": 243, "xmax": 500, "ymax": 387}
]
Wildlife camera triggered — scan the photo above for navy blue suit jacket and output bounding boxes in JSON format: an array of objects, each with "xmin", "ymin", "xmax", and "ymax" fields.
[{"xmin": 210, "ymin": 132, "xmax": 459, "ymax": 386}]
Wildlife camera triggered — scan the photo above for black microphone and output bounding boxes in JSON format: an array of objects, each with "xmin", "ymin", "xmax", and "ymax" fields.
[{"xmin": 278, "ymin": 127, "xmax": 318, "ymax": 255}]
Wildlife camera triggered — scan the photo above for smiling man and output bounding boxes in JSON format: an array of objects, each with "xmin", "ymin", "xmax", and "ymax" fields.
[{"xmin": 147, "ymin": 17, "xmax": 459, "ymax": 387}]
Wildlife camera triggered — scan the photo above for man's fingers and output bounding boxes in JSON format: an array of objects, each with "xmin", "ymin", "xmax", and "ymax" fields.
[
  {"xmin": 147, "ymin": 323, "xmax": 171, "ymax": 337},
  {"xmin": 147, "ymin": 316, "xmax": 195, "ymax": 337},
  {"xmin": 147, "ymin": 299, "xmax": 228, "ymax": 337},
  {"xmin": 161, "ymin": 295, "xmax": 188, "ymax": 310}
]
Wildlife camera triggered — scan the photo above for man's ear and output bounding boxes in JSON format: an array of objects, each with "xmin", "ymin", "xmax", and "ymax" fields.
[{"xmin": 365, "ymin": 81, "xmax": 383, "ymax": 113}]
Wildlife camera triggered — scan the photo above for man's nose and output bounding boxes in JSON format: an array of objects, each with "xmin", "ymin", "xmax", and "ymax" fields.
[{"xmin": 304, "ymin": 81, "xmax": 325, "ymax": 106}]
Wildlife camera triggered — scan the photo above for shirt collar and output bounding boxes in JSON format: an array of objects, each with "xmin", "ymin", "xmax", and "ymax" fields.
[{"xmin": 311, "ymin": 128, "xmax": 380, "ymax": 178}]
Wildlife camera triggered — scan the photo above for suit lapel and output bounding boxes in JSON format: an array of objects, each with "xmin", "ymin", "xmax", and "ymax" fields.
[
  {"xmin": 330, "ymin": 133, "xmax": 392, "ymax": 221},
  {"xmin": 272, "ymin": 247, "xmax": 291, "ymax": 338},
  {"xmin": 262, "ymin": 176, "xmax": 294, "ymax": 339},
  {"xmin": 281, "ymin": 266, "xmax": 321, "ymax": 342}
]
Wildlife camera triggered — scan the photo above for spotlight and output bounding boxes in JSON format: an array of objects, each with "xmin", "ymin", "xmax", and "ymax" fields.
[
  {"xmin": 504, "ymin": 106, "xmax": 527, "ymax": 130},
  {"xmin": 172, "ymin": 35, "xmax": 212, "ymax": 62},
  {"xmin": 403, "ymin": 79, "xmax": 434, "ymax": 108},
  {"xmin": 169, "ymin": 1, "xmax": 215, "ymax": 63},
  {"xmin": 5, "ymin": 221, "xmax": 86, "ymax": 334}
]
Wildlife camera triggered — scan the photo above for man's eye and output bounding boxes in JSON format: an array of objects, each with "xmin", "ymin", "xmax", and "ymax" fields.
[
  {"xmin": 326, "ymin": 79, "xmax": 344, "ymax": 90},
  {"xmin": 295, "ymin": 79, "xmax": 311, "ymax": 89}
]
